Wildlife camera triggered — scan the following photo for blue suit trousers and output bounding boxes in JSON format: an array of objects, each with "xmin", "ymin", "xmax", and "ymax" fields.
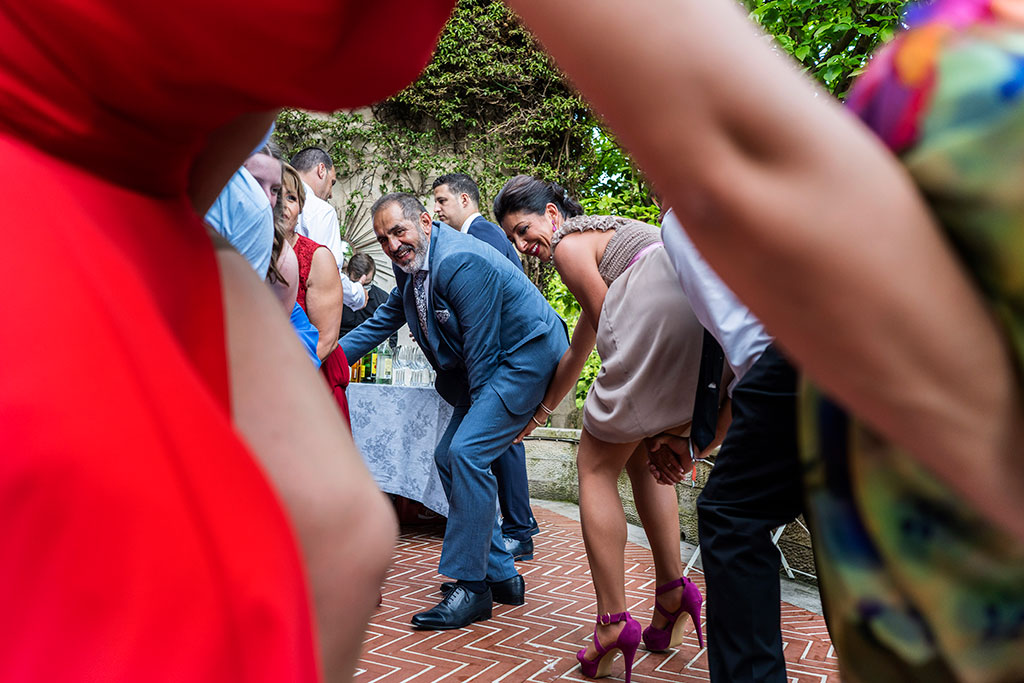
[
  {"xmin": 433, "ymin": 386, "xmax": 532, "ymax": 582},
  {"xmin": 493, "ymin": 441, "xmax": 538, "ymax": 541}
]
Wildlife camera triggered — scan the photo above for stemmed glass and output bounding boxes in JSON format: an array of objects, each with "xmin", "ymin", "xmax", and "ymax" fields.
[
  {"xmin": 411, "ymin": 346, "xmax": 427, "ymax": 386},
  {"xmin": 392, "ymin": 345, "xmax": 408, "ymax": 386}
]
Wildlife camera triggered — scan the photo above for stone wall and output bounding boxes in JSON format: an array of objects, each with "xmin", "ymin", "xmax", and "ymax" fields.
[{"xmin": 524, "ymin": 428, "xmax": 817, "ymax": 581}]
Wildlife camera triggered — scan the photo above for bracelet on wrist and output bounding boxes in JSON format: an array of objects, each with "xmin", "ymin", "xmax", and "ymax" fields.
[
  {"xmin": 538, "ymin": 402, "xmax": 554, "ymax": 415},
  {"xmin": 530, "ymin": 416, "xmax": 544, "ymax": 428}
]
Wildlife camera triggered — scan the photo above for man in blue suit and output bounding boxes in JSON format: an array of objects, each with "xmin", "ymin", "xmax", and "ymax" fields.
[
  {"xmin": 341, "ymin": 193, "xmax": 568, "ymax": 630},
  {"xmin": 432, "ymin": 173, "xmax": 539, "ymax": 563}
]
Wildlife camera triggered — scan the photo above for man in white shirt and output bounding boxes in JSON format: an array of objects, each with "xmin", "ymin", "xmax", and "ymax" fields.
[
  {"xmin": 290, "ymin": 146, "xmax": 367, "ymax": 310},
  {"xmin": 653, "ymin": 210, "xmax": 804, "ymax": 683},
  {"xmin": 662, "ymin": 210, "xmax": 771, "ymax": 389}
]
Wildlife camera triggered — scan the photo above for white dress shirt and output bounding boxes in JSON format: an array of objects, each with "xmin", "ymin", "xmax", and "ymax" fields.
[
  {"xmin": 662, "ymin": 210, "xmax": 773, "ymax": 395},
  {"xmin": 459, "ymin": 212, "xmax": 482, "ymax": 234},
  {"xmin": 296, "ymin": 181, "xmax": 366, "ymax": 309}
]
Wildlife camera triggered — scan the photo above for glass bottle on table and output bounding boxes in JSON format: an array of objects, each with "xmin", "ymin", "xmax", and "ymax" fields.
[
  {"xmin": 361, "ymin": 351, "xmax": 373, "ymax": 383},
  {"xmin": 397, "ymin": 344, "xmax": 409, "ymax": 387},
  {"xmin": 377, "ymin": 342, "xmax": 393, "ymax": 384},
  {"xmin": 390, "ymin": 346, "xmax": 401, "ymax": 386}
]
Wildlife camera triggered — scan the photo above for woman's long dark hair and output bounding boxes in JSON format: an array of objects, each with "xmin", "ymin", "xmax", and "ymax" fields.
[
  {"xmin": 266, "ymin": 221, "xmax": 289, "ymax": 286},
  {"xmin": 492, "ymin": 175, "xmax": 584, "ymax": 225}
]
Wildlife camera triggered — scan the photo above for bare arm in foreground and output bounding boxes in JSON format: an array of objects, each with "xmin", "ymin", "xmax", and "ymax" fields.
[
  {"xmin": 506, "ymin": 0, "xmax": 1024, "ymax": 541},
  {"xmin": 195, "ymin": 111, "xmax": 395, "ymax": 683},
  {"xmin": 218, "ymin": 244, "xmax": 394, "ymax": 683}
]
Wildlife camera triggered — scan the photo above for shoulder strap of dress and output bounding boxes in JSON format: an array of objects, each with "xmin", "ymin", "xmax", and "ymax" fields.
[{"xmin": 552, "ymin": 215, "xmax": 635, "ymax": 249}]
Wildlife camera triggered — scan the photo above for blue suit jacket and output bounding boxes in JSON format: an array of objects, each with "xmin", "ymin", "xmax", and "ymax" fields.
[
  {"xmin": 465, "ymin": 215, "xmax": 524, "ymax": 272},
  {"xmin": 340, "ymin": 222, "xmax": 568, "ymax": 414}
]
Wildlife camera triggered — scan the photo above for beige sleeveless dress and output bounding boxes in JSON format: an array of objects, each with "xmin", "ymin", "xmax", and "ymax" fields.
[{"xmin": 553, "ymin": 216, "xmax": 704, "ymax": 443}]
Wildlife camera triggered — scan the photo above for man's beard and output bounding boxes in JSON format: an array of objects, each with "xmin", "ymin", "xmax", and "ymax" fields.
[{"xmin": 395, "ymin": 225, "xmax": 429, "ymax": 274}]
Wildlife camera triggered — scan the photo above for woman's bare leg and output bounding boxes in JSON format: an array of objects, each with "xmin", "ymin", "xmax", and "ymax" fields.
[
  {"xmin": 625, "ymin": 446, "xmax": 684, "ymax": 630},
  {"xmin": 577, "ymin": 428, "xmax": 642, "ymax": 657}
]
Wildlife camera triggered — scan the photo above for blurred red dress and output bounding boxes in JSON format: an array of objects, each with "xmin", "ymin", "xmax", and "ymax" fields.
[{"xmin": 0, "ymin": 0, "xmax": 453, "ymax": 680}]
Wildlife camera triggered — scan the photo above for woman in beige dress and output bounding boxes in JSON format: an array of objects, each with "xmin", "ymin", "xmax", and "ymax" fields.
[{"xmin": 495, "ymin": 175, "xmax": 708, "ymax": 683}]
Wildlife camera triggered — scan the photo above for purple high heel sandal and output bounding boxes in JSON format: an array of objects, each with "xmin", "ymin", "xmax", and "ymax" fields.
[
  {"xmin": 642, "ymin": 577, "xmax": 704, "ymax": 651},
  {"xmin": 576, "ymin": 611, "xmax": 642, "ymax": 682}
]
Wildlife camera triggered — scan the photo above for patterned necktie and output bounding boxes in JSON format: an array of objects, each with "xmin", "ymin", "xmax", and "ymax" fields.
[
  {"xmin": 413, "ymin": 270, "xmax": 430, "ymax": 344},
  {"xmin": 691, "ymin": 329, "xmax": 725, "ymax": 453}
]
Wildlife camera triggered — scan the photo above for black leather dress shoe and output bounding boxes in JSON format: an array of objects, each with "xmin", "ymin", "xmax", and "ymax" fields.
[
  {"xmin": 412, "ymin": 585, "xmax": 492, "ymax": 630},
  {"xmin": 488, "ymin": 574, "xmax": 525, "ymax": 605},
  {"xmin": 503, "ymin": 535, "xmax": 534, "ymax": 562},
  {"xmin": 439, "ymin": 574, "xmax": 525, "ymax": 605}
]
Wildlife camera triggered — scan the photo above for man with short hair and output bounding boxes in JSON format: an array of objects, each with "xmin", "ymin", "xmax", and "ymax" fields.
[
  {"xmin": 211, "ymin": 144, "xmax": 321, "ymax": 368},
  {"xmin": 341, "ymin": 193, "xmax": 568, "ymax": 630},
  {"xmin": 432, "ymin": 173, "xmax": 538, "ymax": 561},
  {"xmin": 432, "ymin": 173, "xmax": 524, "ymax": 269},
  {"xmin": 243, "ymin": 143, "xmax": 283, "ymax": 208},
  {"xmin": 290, "ymin": 146, "xmax": 367, "ymax": 309},
  {"xmin": 205, "ymin": 165, "xmax": 274, "ymax": 279},
  {"xmin": 339, "ymin": 253, "xmax": 391, "ymax": 338}
]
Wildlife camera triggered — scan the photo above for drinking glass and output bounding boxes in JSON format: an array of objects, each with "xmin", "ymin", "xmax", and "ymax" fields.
[{"xmin": 392, "ymin": 345, "xmax": 407, "ymax": 387}]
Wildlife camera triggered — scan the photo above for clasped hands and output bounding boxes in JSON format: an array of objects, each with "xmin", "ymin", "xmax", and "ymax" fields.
[
  {"xmin": 512, "ymin": 407, "xmax": 710, "ymax": 486},
  {"xmin": 645, "ymin": 433, "xmax": 697, "ymax": 485}
]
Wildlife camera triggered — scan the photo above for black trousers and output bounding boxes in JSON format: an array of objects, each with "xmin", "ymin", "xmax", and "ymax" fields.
[
  {"xmin": 493, "ymin": 441, "xmax": 538, "ymax": 541},
  {"xmin": 697, "ymin": 344, "xmax": 802, "ymax": 683}
]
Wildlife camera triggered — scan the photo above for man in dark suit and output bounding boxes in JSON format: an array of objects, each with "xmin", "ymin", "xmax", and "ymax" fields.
[
  {"xmin": 432, "ymin": 173, "xmax": 523, "ymax": 268},
  {"xmin": 341, "ymin": 193, "xmax": 568, "ymax": 630},
  {"xmin": 338, "ymin": 252, "xmax": 390, "ymax": 338},
  {"xmin": 432, "ymin": 173, "xmax": 538, "ymax": 562}
]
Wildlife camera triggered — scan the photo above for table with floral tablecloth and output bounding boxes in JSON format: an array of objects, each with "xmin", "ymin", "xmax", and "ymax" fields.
[{"xmin": 346, "ymin": 383, "xmax": 454, "ymax": 516}]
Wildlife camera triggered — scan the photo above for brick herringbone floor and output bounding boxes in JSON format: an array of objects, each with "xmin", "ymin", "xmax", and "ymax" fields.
[{"xmin": 359, "ymin": 506, "xmax": 840, "ymax": 682}]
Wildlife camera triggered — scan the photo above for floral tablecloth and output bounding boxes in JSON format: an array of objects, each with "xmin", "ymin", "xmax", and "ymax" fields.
[{"xmin": 346, "ymin": 383, "xmax": 453, "ymax": 516}]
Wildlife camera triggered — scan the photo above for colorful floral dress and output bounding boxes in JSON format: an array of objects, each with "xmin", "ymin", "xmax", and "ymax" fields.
[{"xmin": 802, "ymin": 1, "xmax": 1024, "ymax": 680}]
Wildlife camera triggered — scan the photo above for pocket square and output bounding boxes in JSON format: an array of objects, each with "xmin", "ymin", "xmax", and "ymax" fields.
[{"xmin": 434, "ymin": 308, "xmax": 451, "ymax": 324}]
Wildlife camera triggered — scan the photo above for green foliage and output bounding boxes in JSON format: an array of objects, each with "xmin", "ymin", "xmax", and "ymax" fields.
[
  {"xmin": 376, "ymin": 0, "xmax": 598, "ymax": 198},
  {"xmin": 580, "ymin": 129, "xmax": 660, "ymax": 223},
  {"xmin": 580, "ymin": 194, "xmax": 661, "ymax": 226},
  {"xmin": 743, "ymin": 0, "xmax": 908, "ymax": 97}
]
